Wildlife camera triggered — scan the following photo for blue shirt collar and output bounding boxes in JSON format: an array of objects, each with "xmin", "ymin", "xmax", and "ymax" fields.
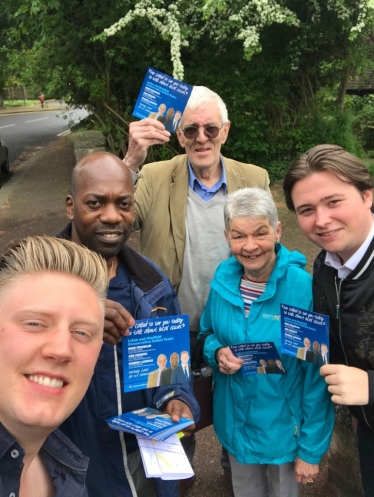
[{"xmin": 187, "ymin": 156, "xmax": 227, "ymax": 195}]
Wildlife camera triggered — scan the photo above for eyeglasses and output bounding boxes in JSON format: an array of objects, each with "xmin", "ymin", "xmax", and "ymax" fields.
[{"xmin": 180, "ymin": 123, "xmax": 225, "ymax": 139}]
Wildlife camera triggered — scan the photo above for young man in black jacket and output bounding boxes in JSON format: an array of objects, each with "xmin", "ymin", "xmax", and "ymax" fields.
[{"xmin": 283, "ymin": 144, "xmax": 374, "ymax": 497}]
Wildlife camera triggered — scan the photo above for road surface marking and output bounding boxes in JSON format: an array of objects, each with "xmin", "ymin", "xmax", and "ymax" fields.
[
  {"xmin": 57, "ymin": 129, "xmax": 71, "ymax": 137},
  {"xmin": 25, "ymin": 117, "xmax": 50, "ymax": 123},
  {"xmin": 0, "ymin": 124, "xmax": 15, "ymax": 129}
]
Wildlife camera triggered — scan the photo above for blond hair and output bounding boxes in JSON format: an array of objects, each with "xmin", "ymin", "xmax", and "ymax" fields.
[{"xmin": 0, "ymin": 236, "xmax": 108, "ymax": 304}]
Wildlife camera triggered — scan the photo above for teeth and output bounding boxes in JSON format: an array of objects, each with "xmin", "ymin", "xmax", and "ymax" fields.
[
  {"xmin": 28, "ymin": 375, "xmax": 64, "ymax": 388},
  {"xmin": 103, "ymin": 234, "xmax": 118, "ymax": 238},
  {"xmin": 320, "ymin": 230, "xmax": 337, "ymax": 236}
]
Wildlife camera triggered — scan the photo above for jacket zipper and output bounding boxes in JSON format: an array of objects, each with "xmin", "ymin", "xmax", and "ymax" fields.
[
  {"xmin": 334, "ymin": 277, "xmax": 348, "ymax": 365},
  {"xmin": 285, "ymin": 399, "xmax": 299, "ymax": 438}
]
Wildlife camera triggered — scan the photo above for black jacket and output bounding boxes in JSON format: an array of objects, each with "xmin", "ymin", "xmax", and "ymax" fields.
[{"xmin": 313, "ymin": 236, "xmax": 374, "ymax": 429}]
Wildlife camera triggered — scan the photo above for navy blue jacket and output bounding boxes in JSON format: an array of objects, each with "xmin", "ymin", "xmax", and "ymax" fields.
[
  {"xmin": 57, "ymin": 224, "xmax": 199, "ymax": 497},
  {"xmin": 0, "ymin": 424, "xmax": 88, "ymax": 497}
]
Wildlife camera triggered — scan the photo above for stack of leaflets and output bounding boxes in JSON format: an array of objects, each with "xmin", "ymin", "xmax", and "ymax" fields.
[
  {"xmin": 106, "ymin": 407, "xmax": 194, "ymax": 441},
  {"xmin": 137, "ymin": 434, "xmax": 194, "ymax": 480}
]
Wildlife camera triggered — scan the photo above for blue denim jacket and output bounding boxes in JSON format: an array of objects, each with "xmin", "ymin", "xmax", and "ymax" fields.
[
  {"xmin": 58, "ymin": 225, "xmax": 200, "ymax": 497},
  {"xmin": 0, "ymin": 424, "xmax": 88, "ymax": 497}
]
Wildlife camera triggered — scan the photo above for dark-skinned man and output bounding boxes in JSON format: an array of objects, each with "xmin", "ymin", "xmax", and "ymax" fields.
[{"xmin": 58, "ymin": 151, "xmax": 199, "ymax": 497}]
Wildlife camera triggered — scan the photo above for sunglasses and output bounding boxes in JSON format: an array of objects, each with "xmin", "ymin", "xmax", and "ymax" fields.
[{"xmin": 180, "ymin": 123, "xmax": 225, "ymax": 139}]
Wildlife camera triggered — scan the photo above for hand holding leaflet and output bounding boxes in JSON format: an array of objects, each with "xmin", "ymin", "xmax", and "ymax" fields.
[
  {"xmin": 321, "ymin": 364, "xmax": 369, "ymax": 405},
  {"xmin": 106, "ymin": 407, "xmax": 194, "ymax": 441}
]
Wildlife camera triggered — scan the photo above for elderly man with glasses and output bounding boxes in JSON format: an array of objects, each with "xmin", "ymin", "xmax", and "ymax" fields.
[
  {"xmin": 124, "ymin": 86, "xmax": 269, "ymax": 347},
  {"xmin": 123, "ymin": 85, "xmax": 269, "ymax": 486}
]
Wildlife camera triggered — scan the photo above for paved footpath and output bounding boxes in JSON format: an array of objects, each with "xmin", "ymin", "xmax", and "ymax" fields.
[
  {"xmin": 0, "ymin": 130, "xmax": 336, "ymax": 497},
  {"xmin": 0, "ymin": 100, "xmax": 68, "ymax": 115}
]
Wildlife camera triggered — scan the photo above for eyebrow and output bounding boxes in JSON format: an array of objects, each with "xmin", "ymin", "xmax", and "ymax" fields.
[
  {"xmin": 295, "ymin": 194, "xmax": 344, "ymax": 212},
  {"xmin": 231, "ymin": 224, "xmax": 269, "ymax": 233},
  {"xmin": 184, "ymin": 122, "xmax": 217, "ymax": 127},
  {"xmin": 15, "ymin": 309, "xmax": 101, "ymax": 327},
  {"xmin": 85, "ymin": 194, "xmax": 133, "ymax": 201}
]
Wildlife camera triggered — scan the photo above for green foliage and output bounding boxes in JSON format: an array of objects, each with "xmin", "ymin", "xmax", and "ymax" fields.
[
  {"xmin": 363, "ymin": 158, "xmax": 374, "ymax": 177},
  {"xmin": 3, "ymin": 99, "xmax": 38, "ymax": 106},
  {"xmin": 2, "ymin": 0, "xmax": 374, "ymax": 177},
  {"xmin": 351, "ymin": 96, "xmax": 374, "ymax": 152}
]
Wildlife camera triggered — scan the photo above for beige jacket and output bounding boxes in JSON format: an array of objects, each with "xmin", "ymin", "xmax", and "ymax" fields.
[
  {"xmin": 134, "ymin": 154, "xmax": 270, "ymax": 288},
  {"xmin": 146, "ymin": 369, "xmax": 159, "ymax": 388}
]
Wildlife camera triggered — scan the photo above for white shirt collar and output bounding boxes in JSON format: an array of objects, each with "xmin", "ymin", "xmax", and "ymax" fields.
[{"xmin": 325, "ymin": 217, "xmax": 374, "ymax": 278}]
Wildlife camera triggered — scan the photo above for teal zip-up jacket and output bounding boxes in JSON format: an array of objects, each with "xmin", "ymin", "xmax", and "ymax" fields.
[{"xmin": 200, "ymin": 245, "xmax": 334, "ymax": 465}]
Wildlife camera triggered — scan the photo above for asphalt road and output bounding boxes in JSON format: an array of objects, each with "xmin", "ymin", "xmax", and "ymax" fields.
[{"xmin": 0, "ymin": 108, "xmax": 89, "ymax": 164}]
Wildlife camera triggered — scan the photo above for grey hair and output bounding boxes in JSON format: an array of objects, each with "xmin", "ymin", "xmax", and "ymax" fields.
[
  {"xmin": 224, "ymin": 188, "xmax": 278, "ymax": 231},
  {"xmin": 0, "ymin": 236, "xmax": 108, "ymax": 307},
  {"xmin": 183, "ymin": 86, "xmax": 229, "ymax": 124}
]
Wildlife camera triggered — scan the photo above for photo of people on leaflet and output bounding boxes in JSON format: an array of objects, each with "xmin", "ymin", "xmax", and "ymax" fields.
[
  {"xmin": 146, "ymin": 351, "xmax": 192, "ymax": 387},
  {"xmin": 297, "ymin": 337, "xmax": 329, "ymax": 366},
  {"xmin": 258, "ymin": 358, "xmax": 286, "ymax": 374},
  {"xmin": 296, "ymin": 338, "xmax": 329, "ymax": 365},
  {"xmin": 257, "ymin": 358, "xmax": 286, "ymax": 374},
  {"xmin": 149, "ymin": 105, "xmax": 183, "ymax": 133},
  {"xmin": 281, "ymin": 304, "xmax": 329, "ymax": 367}
]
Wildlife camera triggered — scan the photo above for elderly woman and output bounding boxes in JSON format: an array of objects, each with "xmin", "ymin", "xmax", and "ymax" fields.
[{"xmin": 199, "ymin": 188, "xmax": 333, "ymax": 497}]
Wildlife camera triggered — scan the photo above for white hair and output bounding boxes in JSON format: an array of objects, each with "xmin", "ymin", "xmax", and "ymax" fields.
[
  {"xmin": 183, "ymin": 86, "xmax": 228, "ymax": 123},
  {"xmin": 224, "ymin": 188, "xmax": 278, "ymax": 231}
]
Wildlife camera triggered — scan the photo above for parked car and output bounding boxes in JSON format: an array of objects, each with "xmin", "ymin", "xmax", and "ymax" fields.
[{"xmin": 0, "ymin": 136, "xmax": 9, "ymax": 174}]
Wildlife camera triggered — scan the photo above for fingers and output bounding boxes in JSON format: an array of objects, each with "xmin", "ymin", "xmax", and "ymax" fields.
[
  {"xmin": 217, "ymin": 346, "xmax": 243, "ymax": 374},
  {"xmin": 129, "ymin": 119, "xmax": 170, "ymax": 149},
  {"xmin": 294, "ymin": 458, "xmax": 319, "ymax": 485},
  {"xmin": 103, "ymin": 299, "xmax": 135, "ymax": 344},
  {"xmin": 124, "ymin": 120, "xmax": 171, "ymax": 171},
  {"xmin": 131, "ymin": 118, "xmax": 171, "ymax": 137},
  {"xmin": 180, "ymin": 424, "xmax": 196, "ymax": 436},
  {"xmin": 320, "ymin": 364, "xmax": 337, "ymax": 377},
  {"xmin": 219, "ymin": 360, "xmax": 242, "ymax": 374},
  {"xmin": 320, "ymin": 364, "xmax": 369, "ymax": 405},
  {"xmin": 163, "ymin": 400, "xmax": 195, "ymax": 434}
]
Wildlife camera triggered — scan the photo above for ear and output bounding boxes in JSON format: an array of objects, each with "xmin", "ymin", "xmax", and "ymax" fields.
[
  {"xmin": 363, "ymin": 189, "xmax": 373, "ymax": 208},
  {"xmin": 66, "ymin": 195, "xmax": 74, "ymax": 221},
  {"xmin": 224, "ymin": 229, "xmax": 230, "ymax": 245},
  {"xmin": 220, "ymin": 121, "xmax": 231, "ymax": 145},
  {"xmin": 275, "ymin": 221, "xmax": 282, "ymax": 243},
  {"xmin": 176, "ymin": 128, "xmax": 186, "ymax": 149}
]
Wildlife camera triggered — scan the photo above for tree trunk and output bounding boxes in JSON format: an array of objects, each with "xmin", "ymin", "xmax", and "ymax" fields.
[{"xmin": 336, "ymin": 41, "xmax": 351, "ymax": 110}]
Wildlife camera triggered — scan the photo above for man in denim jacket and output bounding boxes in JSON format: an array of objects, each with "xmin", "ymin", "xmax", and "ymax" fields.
[
  {"xmin": 0, "ymin": 235, "xmax": 108, "ymax": 497},
  {"xmin": 58, "ymin": 152, "xmax": 199, "ymax": 497}
]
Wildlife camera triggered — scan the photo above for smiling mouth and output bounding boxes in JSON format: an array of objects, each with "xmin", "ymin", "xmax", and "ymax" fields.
[
  {"xmin": 26, "ymin": 374, "xmax": 66, "ymax": 388},
  {"xmin": 96, "ymin": 232, "xmax": 123, "ymax": 243},
  {"xmin": 97, "ymin": 232, "xmax": 122, "ymax": 238},
  {"xmin": 318, "ymin": 229, "xmax": 340, "ymax": 237}
]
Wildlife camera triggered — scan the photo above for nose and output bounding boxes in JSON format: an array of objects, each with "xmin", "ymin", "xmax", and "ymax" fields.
[
  {"xmin": 100, "ymin": 203, "xmax": 123, "ymax": 224},
  {"xmin": 196, "ymin": 127, "xmax": 209, "ymax": 142},
  {"xmin": 314, "ymin": 207, "xmax": 330, "ymax": 228},
  {"xmin": 42, "ymin": 328, "xmax": 74, "ymax": 363},
  {"xmin": 242, "ymin": 236, "xmax": 259, "ymax": 252}
]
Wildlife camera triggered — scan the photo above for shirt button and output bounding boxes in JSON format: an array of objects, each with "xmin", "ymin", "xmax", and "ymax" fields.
[{"xmin": 10, "ymin": 449, "xmax": 19, "ymax": 458}]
